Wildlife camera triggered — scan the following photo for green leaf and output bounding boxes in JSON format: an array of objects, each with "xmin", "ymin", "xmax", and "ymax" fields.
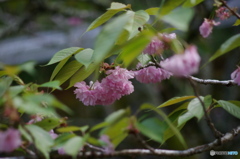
[
  {"xmin": 117, "ymin": 30, "xmax": 153, "ymax": 67},
  {"xmin": 63, "ymin": 136, "xmax": 85, "ymax": 157},
  {"xmin": 50, "ymin": 56, "xmax": 71, "ymax": 81},
  {"xmin": 140, "ymin": 103, "xmax": 187, "ymax": 148},
  {"xmin": 54, "ymin": 60, "xmax": 83, "ymax": 86},
  {"xmin": 9, "ymin": 85, "xmax": 25, "ymax": 98},
  {"xmin": 218, "ymin": 100, "xmax": 240, "ymax": 119},
  {"xmin": 159, "ymin": 0, "xmax": 186, "ymax": 16},
  {"xmin": 86, "ymin": 2, "xmax": 131, "ymax": 32},
  {"xmin": 90, "ymin": 122, "xmax": 109, "ymax": 132},
  {"xmin": 137, "ymin": 54, "xmax": 151, "ymax": 65},
  {"xmin": 182, "ymin": 0, "xmax": 204, "ymax": 7},
  {"xmin": 68, "ymin": 63, "xmax": 97, "ymax": 89},
  {"xmin": 13, "ymin": 97, "xmax": 59, "ymax": 117},
  {"xmin": 57, "ymin": 126, "xmax": 89, "ymax": 133},
  {"xmin": 0, "ymin": 76, "xmax": 13, "ymax": 97},
  {"xmin": 54, "ymin": 133, "xmax": 76, "ymax": 148},
  {"xmin": 105, "ymin": 108, "xmax": 130, "ymax": 125},
  {"xmin": 187, "ymin": 97, "xmax": 204, "ymax": 120},
  {"xmin": 129, "ymin": 10, "xmax": 150, "ymax": 39},
  {"xmin": 75, "ymin": 48, "xmax": 94, "ymax": 68},
  {"xmin": 109, "ymin": 2, "xmax": 130, "ymax": 10},
  {"xmin": 45, "ymin": 47, "xmax": 83, "ymax": 66},
  {"xmin": 25, "ymin": 125, "xmax": 54, "ymax": 159},
  {"xmin": 162, "ymin": 7, "xmax": 194, "ymax": 31},
  {"xmin": 40, "ymin": 81, "xmax": 62, "ymax": 90},
  {"xmin": 233, "ymin": 19, "xmax": 240, "ymax": 26},
  {"xmin": 209, "ymin": 34, "xmax": 240, "ymax": 62},
  {"xmin": 34, "ymin": 118, "xmax": 60, "ymax": 131},
  {"xmin": 158, "ymin": 96, "xmax": 195, "ymax": 108},
  {"xmin": 136, "ymin": 118, "xmax": 164, "ymax": 143},
  {"xmin": 101, "ymin": 117, "xmax": 129, "ymax": 147},
  {"xmin": 145, "ymin": 7, "xmax": 159, "ymax": 15},
  {"xmin": 178, "ymin": 111, "xmax": 194, "ymax": 126},
  {"xmin": 92, "ymin": 12, "xmax": 134, "ymax": 64}
]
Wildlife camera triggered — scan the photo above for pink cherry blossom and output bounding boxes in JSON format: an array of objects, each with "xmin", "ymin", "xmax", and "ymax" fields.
[
  {"xmin": 231, "ymin": 67, "xmax": 240, "ymax": 85},
  {"xmin": 49, "ymin": 129, "xmax": 58, "ymax": 139},
  {"xmin": 74, "ymin": 66, "xmax": 134, "ymax": 106},
  {"xmin": 143, "ymin": 33, "xmax": 176, "ymax": 55},
  {"xmin": 160, "ymin": 45, "xmax": 201, "ymax": 77},
  {"xmin": 216, "ymin": 7, "xmax": 231, "ymax": 20},
  {"xmin": 199, "ymin": 18, "xmax": 220, "ymax": 38},
  {"xmin": 0, "ymin": 128, "xmax": 22, "ymax": 153},
  {"xmin": 74, "ymin": 81, "xmax": 102, "ymax": 106},
  {"xmin": 99, "ymin": 135, "xmax": 114, "ymax": 154},
  {"xmin": 135, "ymin": 66, "xmax": 172, "ymax": 83}
]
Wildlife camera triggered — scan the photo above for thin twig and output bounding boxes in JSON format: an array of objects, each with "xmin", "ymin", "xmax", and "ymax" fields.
[
  {"xmin": 219, "ymin": 0, "xmax": 240, "ymax": 20},
  {"xmin": 188, "ymin": 78, "xmax": 223, "ymax": 139},
  {"xmin": 135, "ymin": 133, "xmax": 156, "ymax": 153},
  {"xmin": 189, "ymin": 76, "xmax": 236, "ymax": 86},
  {"xmin": 86, "ymin": 143, "xmax": 105, "ymax": 152},
  {"xmin": 51, "ymin": 125, "xmax": 240, "ymax": 158}
]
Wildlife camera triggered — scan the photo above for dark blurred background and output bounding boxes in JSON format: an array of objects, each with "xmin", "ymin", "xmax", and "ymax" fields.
[{"xmin": 0, "ymin": 0, "xmax": 240, "ymax": 159}]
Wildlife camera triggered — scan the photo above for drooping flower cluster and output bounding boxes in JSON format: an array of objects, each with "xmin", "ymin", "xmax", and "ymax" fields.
[
  {"xmin": 199, "ymin": 18, "xmax": 220, "ymax": 38},
  {"xmin": 134, "ymin": 66, "xmax": 172, "ymax": 83},
  {"xmin": 143, "ymin": 33, "xmax": 176, "ymax": 55},
  {"xmin": 0, "ymin": 128, "xmax": 22, "ymax": 153},
  {"xmin": 231, "ymin": 67, "xmax": 240, "ymax": 85},
  {"xmin": 74, "ymin": 66, "xmax": 134, "ymax": 106},
  {"xmin": 160, "ymin": 45, "xmax": 201, "ymax": 77},
  {"xmin": 216, "ymin": 7, "xmax": 231, "ymax": 20}
]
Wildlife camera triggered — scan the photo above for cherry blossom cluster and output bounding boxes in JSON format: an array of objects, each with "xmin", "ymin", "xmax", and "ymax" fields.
[
  {"xmin": 216, "ymin": 7, "xmax": 231, "ymax": 20},
  {"xmin": 74, "ymin": 33, "xmax": 202, "ymax": 106},
  {"xmin": 74, "ymin": 66, "xmax": 134, "ymax": 106},
  {"xmin": 199, "ymin": 19, "xmax": 220, "ymax": 38},
  {"xmin": 0, "ymin": 128, "xmax": 21, "ymax": 153}
]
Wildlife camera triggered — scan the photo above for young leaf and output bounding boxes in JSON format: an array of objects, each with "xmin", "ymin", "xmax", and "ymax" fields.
[
  {"xmin": 63, "ymin": 136, "xmax": 85, "ymax": 157},
  {"xmin": 218, "ymin": 100, "xmax": 240, "ymax": 119},
  {"xmin": 109, "ymin": 2, "xmax": 130, "ymax": 10},
  {"xmin": 117, "ymin": 30, "xmax": 153, "ymax": 67},
  {"xmin": 209, "ymin": 34, "xmax": 240, "ymax": 62},
  {"xmin": 178, "ymin": 111, "xmax": 194, "ymax": 126},
  {"xmin": 182, "ymin": 0, "xmax": 204, "ymax": 8},
  {"xmin": 45, "ymin": 47, "xmax": 83, "ymax": 66},
  {"xmin": 92, "ymin": 12, "xmax": 134, "ymax": 64},
  {"xmin": 158, "ymin": 96, "xmax": 195, "ymax": 108},
  {"xmin": 25, "ymin": 125, "xmax": 54, "ymax": 159},
  {"xmin": 187, "ymin": 97, "xmax": 204, "ymax": 120},
  {"xmin": 39, "ymin": 81, "xmax": 62, "ymax": 90},
  {"xmin": 105, "ymin": 108, "xmax": 130, "ymax": 125},
  {"xmin": 54, "ymin": 133, "xmax": 76, "ymax": 148},
  {"xmin": 145, "ymin": 7, "xmax": 159, "ymax": 15},
  {"xmin": 136, "ymin": 118, "xmax": 164, "ymax": 143},
  {"xmin": 50, "ymin": 56, "xmax": 71, "ymax": 81},
  {"xmin": 162, "ymin": 7, "xmax": 194, "ymax": 31},
  {"xmin": 159, "ymin": 0, "xmax": 186, "ymax": 16},
  {"xmin": 57, "ymin": 126, "xmax": 89, "ymax": 133},
  {"xmin": 75, "ymin": 48, "xmax": 94, "ymax": 68},
  {"xmin": 54, "ymin": 60, "xmax": 83, "ymax": 86},
  {"xmin": 68, "ymin": 63, "xmax": 97, "ymax": 89},
  {"xmin": 233, "ymin": 19, "xmax": 240, "ymax": 26},
  {"xmin": 34, "ymin": 118, "xmax": 60, "ymax": 131},
  {"xmin": 0, "ymin": 76, "xmax": 13, "ymax": 97},
  {"xmin": 140, "ymin": 103, "xmax": 187, "ymax": 148},
  {"xmin": 101, "ymin": 117, "xmax": 129, "ymax": 147}
]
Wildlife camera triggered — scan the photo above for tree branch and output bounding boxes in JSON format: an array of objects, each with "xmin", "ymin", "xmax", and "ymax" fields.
[
  {"xmin": 189, "ymin": 76, "xmax": 236, "ymax": 86},
  {"xmin": 188, "ymin": 78, "xmax": 224, "ymax": 139},
  {"xmin": 51, "ymin": 126, "xmax": 240, "ymax": 158},
  {"xmin": 219, "ymin": 0, "xmax": 240, "ymax": 20}
]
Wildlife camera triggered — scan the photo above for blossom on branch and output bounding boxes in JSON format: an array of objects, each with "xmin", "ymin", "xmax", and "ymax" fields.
[
  {"xmin": 135, "ymin": 66, "xmax": 172, "ymax": 83},
  {"xmin": 216, "ymin": 7, "xmax": 231, "ymax": 20},
  {"xmin": 231, "ymin": 67, "xmax": 240, "ymax": 85},
  {"xmin": 160, "ymin": 45, "xmax": 201, "ymax": 77},
  {"xmin": 74, "ymin": 66, "xmax": 134, "ymax": 106},
  {"xmin": 0, "ymin": 128, "xmax": 22, "ymax": 153},
  {"xmin": 143, "ymin": 33, "xmax": 176, "ymax": 55},
  {"xmin": 199, "ymin": 18, "xmax": 220, "ymax": 38}
]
